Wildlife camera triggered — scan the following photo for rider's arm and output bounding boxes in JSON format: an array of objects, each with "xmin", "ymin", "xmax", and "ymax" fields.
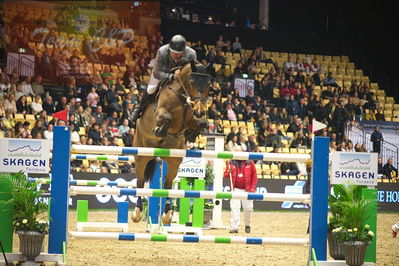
[{"xmin": 153, "ymin": 48, "xmax": 172, "ymax": 81}]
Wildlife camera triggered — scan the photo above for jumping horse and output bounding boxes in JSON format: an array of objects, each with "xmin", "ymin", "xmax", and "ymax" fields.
[{"xmin": 132, "ymin": 60, "xmax": 212, "ymax": 225}]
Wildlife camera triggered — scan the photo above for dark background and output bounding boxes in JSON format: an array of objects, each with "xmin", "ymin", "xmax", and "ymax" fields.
[{"xmin": 161, "ymin": 0, "xmax": 399, "ymax": 101}]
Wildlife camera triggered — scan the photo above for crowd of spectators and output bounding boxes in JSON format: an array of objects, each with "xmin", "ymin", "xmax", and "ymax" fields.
[{"xmin": 0, "ymin": 3, "xmax": 397, "ymax": 176}]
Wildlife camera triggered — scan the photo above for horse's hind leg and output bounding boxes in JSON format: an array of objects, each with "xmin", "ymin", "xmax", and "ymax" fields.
[
  {"xmin": 131, "ymin": 156, "xmax": 155, "ymax": 223},
  {"xmin": 161, "ymin": 157, "xmax": 183, "ymax": 225}
]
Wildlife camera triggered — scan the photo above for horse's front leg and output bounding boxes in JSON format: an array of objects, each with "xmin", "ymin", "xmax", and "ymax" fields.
[
  {"xmin": 161, "ymin": 157, "xmax": 183, "ymax": 225},
  {"xmin": 153, "ymin": 108, "xmax": 172, "ymax": 137}
]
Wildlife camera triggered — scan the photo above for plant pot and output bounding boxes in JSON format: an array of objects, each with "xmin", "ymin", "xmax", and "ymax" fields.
[
  {"xmin": 328, "ymin": 232, "xmax": 345, "ymax": 260},
  {"xmin": 343, "ymin": 241, "xmax": 370, "ymax": 266},
  {"xmin": 17, "ymin": 231, "xmax": 45, "ymax": 266},
  {"xmin": 204, "ymin": 209, "xmax": 213, "ymax": 224}
]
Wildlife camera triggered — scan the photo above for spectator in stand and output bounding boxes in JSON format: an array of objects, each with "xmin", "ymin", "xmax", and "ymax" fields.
[
  {"xmin": 259, "ymin": 77, "xmax": 274, "ymax": 101},
  {"xmin": 31, "ymin": 120, "xmax": 45, "ymax": 139},
  {"xmin": 55, "ymin": 96, "xmax": 68, "ymax": 112},
  {"xmin": 57, "ymin": 55, "xmax": 70, "ymax": 83},
  {"xmin": 332, "ymin": 101, "xmax": 348, "ymax": 141},
  {"xmin": 86, "ymin": 87, "xmax": 99, "ymax": 108},
  {"xmin": 42, "ymin": 95, "xmax": 55, "ymax": 115},
  {"xmin": 192, "ymin": 40, "xmax": 206, "ymax": 61},
  {"xmin": 223, "ymin": 103, "xmax": 237, "ymax": 121},
  {"xmin": 16, "ymin": 96, "xmax": 29, "ymax": 114},
  {"xmin": 225, "ymin": 126, "xmax": 238, "ymax": 143},
  {"xmin": 285, "ymin": 95, "xmax": 299, "ymax": 116},
  {"xmin": 280, "ymin": 79, "xmax": 292, "ymax": 100},
  {"xmin": 40, "ymin": 48, "xmax": 52, "ymax": 78},
  {"xmin": 93, "ymin": 105, "xmax": 106, "ymax": 125},
  {"xmin": 281, "ymin": 162, "xmax": 299, "ymax": 175},
  {"xmin": 20, "ymin": 121, "xmax": 31, "ymax": 138},
  {"xmin": 243, "ymin": 105, "xmax": 255, "ymax": 122},
  {"xmin": 101, "ymin": 66, "xmax": 116, "ymax": 85},
  {"xmin": 208, "ymin": 103, "xmax": 220, "ymax": 119},
  {"xmin": 279, "ymin": 108, "xmax": 290, "ymax": 124},
  {"xmin": 377, "ymin": 158, "xmax": 384, "ymax": 176},
  {"xmin": 245, "ymin": 89, "xmax": 256, "ymax": 107},
  {"xmin": 118, "ymin": 119, "xmax": 130, "ymax": 136},
  {"xmin": 323, "ymin": 72, "xmax": 339, "ymax": 87},
  {"xmin": 383, "ymin": 158, "xmax": 398, "ymax": 179},
  {"xmin": 122, "ymin": 128, "xmax": 135, "ymax": 147},
  {"xmin": 88, "ymin": 123, "xmax": 101, "ymax": 145},
  {"xmin": 115, "ymin": 49, "xmax": 126, "ymax": 66},
  {"xmin": 370, "ymin": 126, "xmax": 383, "ymax": 154},
  {"xmin": 20, "ymin": 76, "xmax": 35, "ymax": 97},
  {"xmin": 226, "ymin": 135, "xmax": 240, "ymax": 151},
  {"xmin": 1, "ymin": 109, "xmax": 15, "ymax": 131},
  {"xmin": 360, "ymin": 144, "xmax": 368, "ymax": 152},
  {"xmin": 375, "ymin": 108, "xmax": 385, "ymax": 121},
  {"xmin": 215, "ymin": 35, "xmax": 226, "ymax": 51},
  {"xmin": 30, "ymin": 95, "xmax": 43, "ymax": 115},
  {"xmin": 31, "ymin": 76, "xmax": 45, "ymax": 98},
  {"xmin": 311, "ymin": 69, "xmax": 323, "ymax": 86},
  {"xmin": 266, "ymin": 128, "xmax": 282, "ymax": 148},
  {"xmin": 232, "ymin": 37, "xmax": 242, "ymax": 53},
  {"xmin": 284, "ymin": 57, "xmax": 296, "ymax": 74},
  {"xmin": 290, "ymin": 131, "xmax": 308, "ymax": 149},
  {"xmin": 287, "ymin": 117, "xmax": 302, "ymax": 134},
  {"xmin": 44, "ymin": 124, "xmax": 54, "ymax": 141},
  {"xmin": 310, "ymin": 59, "xmax": 322, "ymax": 73},
  {"xmin": 246, "ymin": 134, "xmax": 257, "ymax": 152}
]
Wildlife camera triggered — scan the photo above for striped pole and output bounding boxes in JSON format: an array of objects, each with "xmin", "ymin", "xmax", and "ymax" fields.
[
  {"xmin": 69, "ymin": 232, "xmax": 309, "ymax": 245},
  {"xmin": 69, "ymin": 186, "xmax": 311, "ymax": 203},
  {"xmin": 49, "ymin": 154, "xmax": 136, "ymax": 162},
  {"xmin": 72, "ymin": 145, "xmax": 311, "ymax": 163},
  {"xmin": 28, "ymin": 178, "xmax": 137, "ymax": 187}
]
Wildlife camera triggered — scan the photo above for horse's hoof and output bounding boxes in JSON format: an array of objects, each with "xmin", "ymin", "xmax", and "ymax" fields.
[
  {"xmin": 153, "ymin": 126, "xmax": 167, "ymax": 137},
  {"xmin": 161, "ymin": 210, "xmax": 173, "ymax": 225},
  {"xmin": 131, "ymin": 207, "xmax": 142, "ymax": 223}
]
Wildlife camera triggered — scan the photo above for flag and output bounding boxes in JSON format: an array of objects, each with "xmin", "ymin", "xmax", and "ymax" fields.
[
  {"xmin": 312, "ymin": 119, "xmax": 327, "ymax": 133},
  {"xmin": 53, "ymin": 110, "xmax": 68, "ymax": 122}
]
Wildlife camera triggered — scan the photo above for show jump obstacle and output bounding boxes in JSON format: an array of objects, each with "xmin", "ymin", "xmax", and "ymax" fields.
[{"xmin": 48, "ymin": 126, "xmax": 330, "ymax": 261}]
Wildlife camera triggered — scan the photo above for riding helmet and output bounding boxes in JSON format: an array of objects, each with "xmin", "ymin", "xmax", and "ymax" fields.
[{"xmin": 169, "ymin": 35, "xmax": 186, "ymax": 53}]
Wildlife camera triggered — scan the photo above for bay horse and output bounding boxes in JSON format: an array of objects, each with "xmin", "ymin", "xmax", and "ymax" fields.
[{"xmin": 132, "ymin": 60, "xmax": 212, "ymax": 225}]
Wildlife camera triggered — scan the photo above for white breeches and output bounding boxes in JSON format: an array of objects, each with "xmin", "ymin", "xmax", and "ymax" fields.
[
  {"xmin": 230, "ymin": 189, "xmax": 253, "ymax": 230},
  {"xmin": 147, "ymin": 72, "xmax": 160, "ymax": 94}
]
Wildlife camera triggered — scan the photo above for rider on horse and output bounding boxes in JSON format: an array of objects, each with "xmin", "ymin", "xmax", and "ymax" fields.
[{"xmin": 129, "ymin": 34, "xmax": 197, "ymax": 125}]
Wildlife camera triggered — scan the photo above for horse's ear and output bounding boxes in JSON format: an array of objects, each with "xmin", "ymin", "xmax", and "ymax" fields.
[
  {"xmin": 206, "ymin": 62, "xmax": 214, "ymax": 73},
  {"xmin": 190, "ymin": 60, "xmax": 197, "ymax": 72}
]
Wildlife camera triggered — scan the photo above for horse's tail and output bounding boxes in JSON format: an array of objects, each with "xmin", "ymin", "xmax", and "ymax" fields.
[{"xmin": 144, "ymin": 158, "xmax": 157, "ymax": 183}]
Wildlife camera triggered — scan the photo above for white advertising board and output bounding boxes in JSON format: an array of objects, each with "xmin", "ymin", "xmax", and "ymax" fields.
[
  {"xmin": 330, "ymin": 152, "xmax": 378, "ymax": 186},
  {"xmin": 0, "ymin": 138, "xmax": 50, "ymax": 174}
]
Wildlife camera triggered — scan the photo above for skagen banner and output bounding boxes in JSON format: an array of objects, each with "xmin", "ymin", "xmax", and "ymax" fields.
[
  {"xmin": 177, "ymin": 157, "xmax": 206, "ymax": 178},
  {"xmin": 330, "ymin": 152, "xmax": 378, "ymax": 186},
  {"xmin": 0, "ymin": 138, "xmax": 50, "ymax": 173},
  {"xmin": 32, "ymin": 173, "xmax": 398, "ymax": 211}
]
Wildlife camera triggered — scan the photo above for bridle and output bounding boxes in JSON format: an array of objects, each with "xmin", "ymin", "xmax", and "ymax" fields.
[
  {"xmin": 161, "ymin": 68, "xmax": 210, "ymax": 136},
  {"xmin": 174, "ymin": 71, "xmax": 210, "ymax": 118}
]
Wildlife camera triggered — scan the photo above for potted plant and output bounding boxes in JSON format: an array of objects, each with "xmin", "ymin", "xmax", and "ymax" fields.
[
  {"xmin": 328, "ymin": 184, "xmax": 364, "ymax": 260},
  {"xmin": 0, "ymin": 172, "xmax": 49, "ymax": 265},
  {"xmin": 332, "ymin": 197, "xmax": 375, "ymax": 266},
  {"xmin": 203, "ymin": 200, "xmax": 214, "ymax": 224}
]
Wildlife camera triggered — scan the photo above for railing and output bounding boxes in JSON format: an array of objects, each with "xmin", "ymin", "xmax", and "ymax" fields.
[
  {"xmin": 7, "ymin": 52, "xmax": 35, "ymax": 77},
  {"xmin": 346, "ymin": 122, "xmax": 399, "ymax": 169},
  {"xmin": 364, "ymin": 132, "xmax": 399, "ymax": 168}
]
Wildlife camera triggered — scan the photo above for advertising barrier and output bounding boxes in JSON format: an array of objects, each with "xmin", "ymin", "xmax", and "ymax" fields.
[{"xmin": 33, "ymin": 173, "xmax": 399, "ymax": 212}]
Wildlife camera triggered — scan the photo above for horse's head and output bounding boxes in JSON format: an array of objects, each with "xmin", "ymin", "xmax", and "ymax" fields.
[{"xmin": 178, "ymin": 60, "xmax": 212, "ymax": 119}]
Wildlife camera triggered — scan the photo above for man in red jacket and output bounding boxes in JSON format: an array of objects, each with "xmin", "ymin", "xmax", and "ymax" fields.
[{"xmin": 224, "ymin": 146, "xmax": 258, "ymax": 233}]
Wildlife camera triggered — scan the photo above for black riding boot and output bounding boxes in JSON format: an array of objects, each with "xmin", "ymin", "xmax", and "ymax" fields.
[{"xmin": 129, "ymin": 91, "xmax": 154, "ymax": 126}]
